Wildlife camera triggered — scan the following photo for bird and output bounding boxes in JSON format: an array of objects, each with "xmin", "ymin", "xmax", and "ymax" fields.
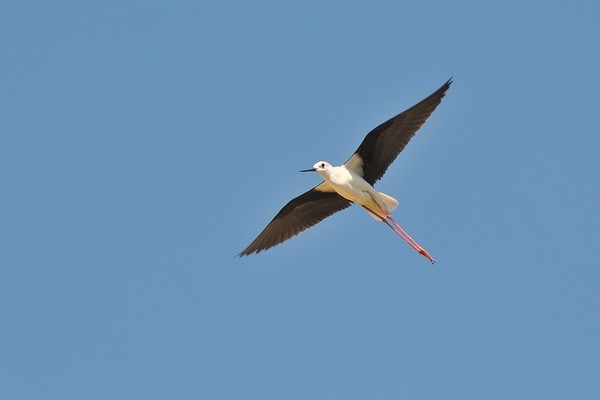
[{"xmin": 239, "ymin": 79, "xmax": 452, "ymax": 263}]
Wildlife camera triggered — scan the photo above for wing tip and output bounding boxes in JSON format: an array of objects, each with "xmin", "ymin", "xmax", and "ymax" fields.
[
  {"xmin": 237, "ymin": 245, "xmax": 266, "ymax": 257},
  {"xmin": 438, "ymin": 77, "xmax": 453, "ymax": 98},
  {"xmin": 237, "ymin": 249, "xmax": 264, "ymax": 257}
]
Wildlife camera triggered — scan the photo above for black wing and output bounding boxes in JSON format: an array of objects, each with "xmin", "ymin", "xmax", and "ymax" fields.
[
  {"xmin": 345, "ymin": 79, "xmax": 452, "ymax": 185},
  {"xmin": 239, "ymin": 183, "xmax": 352, "ymax": 256}
]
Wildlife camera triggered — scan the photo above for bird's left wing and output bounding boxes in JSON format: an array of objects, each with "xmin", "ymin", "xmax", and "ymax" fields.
[
  {"xmin": 239, "ymin": 183, "xmax": 352, "ymax": 256},
  {"xmin": 345, "ymin": 79, "xmax": 452, "ymax": 185}
]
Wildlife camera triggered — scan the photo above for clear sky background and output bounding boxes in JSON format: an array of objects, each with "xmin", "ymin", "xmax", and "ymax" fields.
[{"xmin": 2, "ymin": 1, "xmax": 599, "ymax": 399}]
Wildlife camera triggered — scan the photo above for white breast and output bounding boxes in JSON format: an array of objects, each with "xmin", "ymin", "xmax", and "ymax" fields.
[{"xmin": 326, "ymin": 165, "xmax": 374, "ymax": 203}]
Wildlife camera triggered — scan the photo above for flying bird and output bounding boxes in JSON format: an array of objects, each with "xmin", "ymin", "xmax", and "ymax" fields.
[{"xmin": 239, "ymin": 79, "xmax": 452, "ymax": 263}]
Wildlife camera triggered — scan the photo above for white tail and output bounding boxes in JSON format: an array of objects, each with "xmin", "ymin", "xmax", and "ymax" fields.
[
  {"xmin": 362, "ymin": 191, "xmax": 399, "ymax": 221},
  {"xmin": 376, "ymin": 192, "xmax": 399, "ymax": 213}
]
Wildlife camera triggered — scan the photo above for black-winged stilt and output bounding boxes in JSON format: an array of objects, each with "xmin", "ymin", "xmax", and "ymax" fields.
[{"xmin": 240, "ymin": 79, "xmax": 452, "ymax": 263}]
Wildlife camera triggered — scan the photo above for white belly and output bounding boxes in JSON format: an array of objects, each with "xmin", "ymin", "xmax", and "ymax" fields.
[{"xmin": 327, "ymin": 167, "xmax": 375, "ymax": 205}]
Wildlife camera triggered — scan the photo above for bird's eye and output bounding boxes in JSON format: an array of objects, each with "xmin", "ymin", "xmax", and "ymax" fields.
[{"xmin": 320, "ymin": 163, "xmax": 325, "ymax": 168}]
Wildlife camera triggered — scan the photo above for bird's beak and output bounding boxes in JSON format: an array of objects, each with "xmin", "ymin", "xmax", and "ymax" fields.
[{"xmin": 300, "ymin": 168, "xmax": 316, "ymax": 172}]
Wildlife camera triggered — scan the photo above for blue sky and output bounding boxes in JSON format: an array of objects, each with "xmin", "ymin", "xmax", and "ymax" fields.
[{"xmin": 1, "ymin": 1, "xmax": 599, "ymax": 399}]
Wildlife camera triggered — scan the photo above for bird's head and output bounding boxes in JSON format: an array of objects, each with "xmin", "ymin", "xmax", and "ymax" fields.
[{"xmin": 300, "ymin": 161, "xmax": 333, "ymax": 177}]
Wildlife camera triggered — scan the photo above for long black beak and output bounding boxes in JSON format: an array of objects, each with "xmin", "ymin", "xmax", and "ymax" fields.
[{"xmin": 299, "ymin": 168, "xmax": 316, "ymax": 172}]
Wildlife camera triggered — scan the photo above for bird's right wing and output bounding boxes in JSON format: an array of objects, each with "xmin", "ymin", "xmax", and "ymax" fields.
[{"xmin": 239, "ymin": 183, "xmax": 352, "ymax": 256}]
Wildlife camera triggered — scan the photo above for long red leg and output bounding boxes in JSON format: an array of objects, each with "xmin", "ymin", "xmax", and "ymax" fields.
[
  {"xmin": 364, "ymin": 205, "xmax": 435, "ymax": 264},
  {"xmin": 387, "ymin": 217, "xmax": 435, "ymax": 264}
]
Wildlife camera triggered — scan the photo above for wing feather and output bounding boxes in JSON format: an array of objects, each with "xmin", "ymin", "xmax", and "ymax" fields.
[
  {"xmin": 346, "ymin": 79, "xmax": 452, "ymax": 184},
  {"xmin": 239, "ymin": 183, "xmax": 352, "ymax": 256}
]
